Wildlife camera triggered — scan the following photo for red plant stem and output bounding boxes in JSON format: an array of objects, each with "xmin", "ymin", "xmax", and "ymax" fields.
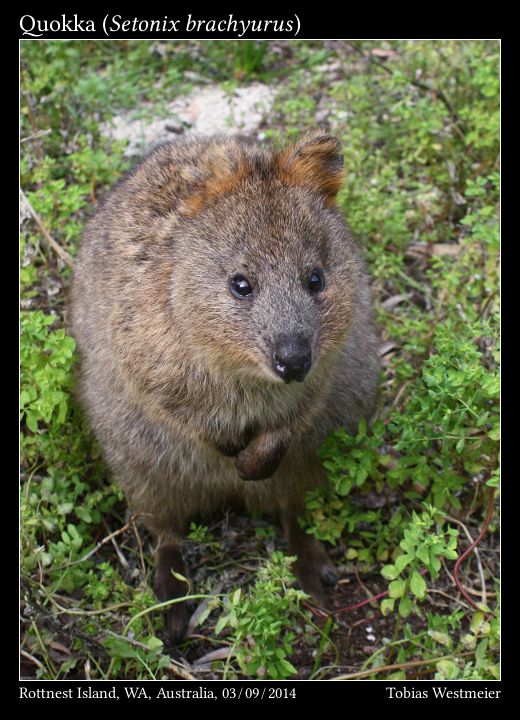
[
  {"xmin": 304, "ymin": 585, "xmax": 389, "ymax": 618},
  {"xmin": 331, "ymin": 569, "xmax": 429, "ymax": 615},
  {"xmin": 334, "ymin": 590, "xmax": 389, "ymax": 614},
  {"xmin": 452, "ymin": 487, "xmax": 496, "ymax": 616}
]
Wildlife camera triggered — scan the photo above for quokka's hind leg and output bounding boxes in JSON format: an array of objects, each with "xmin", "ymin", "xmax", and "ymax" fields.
[
  {"xmin": 281, "ymin": 512, "xmax": 337, "ymax": 607},
  {"xmin": 153, "ymin": 536, "xmax": 192, "ymax": 646}
]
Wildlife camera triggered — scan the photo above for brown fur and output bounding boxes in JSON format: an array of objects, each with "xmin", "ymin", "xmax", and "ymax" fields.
[
  {"xmin": 69, "ymin": 132, "xmax": 380, "ymax": 644},
  {"xmin": 181, "ymin": 140, "xmax": 250, "ymax": 215}
]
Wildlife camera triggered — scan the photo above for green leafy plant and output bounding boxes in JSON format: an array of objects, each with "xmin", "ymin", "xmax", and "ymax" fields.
[
  {"xmin": 187, "ymin": 521, "xmax": 214, "ymax": 544},
  {"xmin": 20, "ymin": 311, "xmax": 75, "ymax": 434},
  {"xmin": 216, "ymin": 552, "xmax": 309, "ymax": 679},
  {"xmin": 380, "ymin": 505, "xmax": 458, "ymax": 618}
]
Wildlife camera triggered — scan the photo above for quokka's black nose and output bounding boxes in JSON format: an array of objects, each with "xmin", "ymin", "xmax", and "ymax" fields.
[{"xmin": 272, "ymin": 337, "xmax": 312, "ymax": 383}]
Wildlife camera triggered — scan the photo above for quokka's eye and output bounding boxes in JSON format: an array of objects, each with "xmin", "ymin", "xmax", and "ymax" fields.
[
  {"xmin": 230, "ymin": 275, "xmax": 253, "ymax": 299},
  {"xmin": 308, "ymin": 269, "xmax": 325, "ymax": 293}
]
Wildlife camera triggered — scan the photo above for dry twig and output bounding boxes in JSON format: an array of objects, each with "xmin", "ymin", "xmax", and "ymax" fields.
[
  {"xmin": 102, "ymin": 518, "xmax": 129, "ymax": 570},
  {"xmin": 332, "ymin": 651, "xmax": 474, "ymax": 680},
  {"xmin": 20, "ymin": 189, "xmax": 74, "ymax": 268},
  {"xmin": 168, "ymin": 662, "xmax": 196, "ymax": 681},
  {"xmin": 131, "ymin": 517, "xmax": 148, "ymax": 580},
  {"xmin": 70, "ymin": 513, "xmax": 149, "ymax": 567},
  {"xmin": 21, "ymin": 649, "xmax": 44, "ymax": 670}
]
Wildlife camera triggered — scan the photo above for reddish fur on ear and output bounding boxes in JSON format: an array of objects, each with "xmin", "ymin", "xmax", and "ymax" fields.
[
  {"xmin": 181, "ymin": 142, "xmax": 248, "ymax": 215},
  {"xmin": 276, "ymin": 132, "xmax": 345, "ymax": 206}
]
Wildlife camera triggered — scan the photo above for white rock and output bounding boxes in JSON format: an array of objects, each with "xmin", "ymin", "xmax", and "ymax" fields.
[{"xmin": 101, "ymin": 82, "xmax": 275, "ymax": 156}]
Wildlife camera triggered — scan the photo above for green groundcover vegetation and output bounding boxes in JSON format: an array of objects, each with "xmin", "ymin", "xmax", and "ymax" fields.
[{"xmin": 20, "ymin": 40, "xmax": 499, "ymax": 680}]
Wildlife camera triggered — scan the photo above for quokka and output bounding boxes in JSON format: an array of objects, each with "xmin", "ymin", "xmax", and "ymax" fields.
[{"xmin": 69, "ymin": 131, "xmax": 380, "ymax": 643}]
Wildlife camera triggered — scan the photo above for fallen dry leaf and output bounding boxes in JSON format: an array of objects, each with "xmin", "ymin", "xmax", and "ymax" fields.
[
  {"xmin": 194, "ymin": 647, "xmax": 231, "ymax": 666},
  {"xmin": 369, "ymin": 48, "xmax": 399, "ymax": 59}
]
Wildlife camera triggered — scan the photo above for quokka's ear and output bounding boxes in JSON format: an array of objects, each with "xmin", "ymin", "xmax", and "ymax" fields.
[{"xmin": 276, "ymin": 133, "xmax": 344, "ymax": 206}]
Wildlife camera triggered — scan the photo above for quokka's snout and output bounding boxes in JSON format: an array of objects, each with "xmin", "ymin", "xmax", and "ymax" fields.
[{"xmin": 271, "ymin": 334, "xmax": 312, "ymax": 383}]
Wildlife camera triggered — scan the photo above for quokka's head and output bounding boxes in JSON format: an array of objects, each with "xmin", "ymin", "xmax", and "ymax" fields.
[{"xmin": 169, "ymin": 132, "xmax": 363, "ymax": 383}]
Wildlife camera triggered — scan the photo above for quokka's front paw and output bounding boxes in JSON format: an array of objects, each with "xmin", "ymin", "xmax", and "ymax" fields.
[
  {"xmin": 235, "ymin": 448, "xmax": 281, "ymax": 481},
  {"xmin": 235, "ymin": 431, "xmax": 288, "ymax": 481},
  {"xmin": 214, "ymin": 427, "xmax": 255, "ymax": 458}
]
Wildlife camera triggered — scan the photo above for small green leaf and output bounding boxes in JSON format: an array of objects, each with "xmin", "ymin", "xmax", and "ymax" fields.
[
  {"xmin": 461, "ymin": 633, "xmax": 476, "ymax": 649},
  {"xmin": 146, "ymin": 636, "xmax": 164, "ymax": 650},
  {"xmin": 398, "ymin": 595, "xmax": 412, "ymax": 618},
  {"xmin": 410, "ymin": 570, "xmax": 427, "ymax": 599},
  {"xmin": 75, "ymin": 507, "xmax": 92, "ymax": 523},
  {"xmin": 435, "ymin": 659, "xmax": 459, "ymax": 680},
  {"xmin": 475, "ymin": 638, "xmax": 489, "ymax": 666},
  {"xmin": 394, "ymin": 554, "xmax": 413, "ymax": 573},
  {"xmin": 388, "ymin": 579, "xmax": 406, "ymax": 599},
  {"xmin": 427, "ymin": 630, "xmax": 451, "ymax": 647},
  {"xmin": 215, "ymin": 615, "xmax": 228, "ymax": 635},
  {"xmin": 357, "ymin": 417, "xmax": 367, "ymax": 440},
  {"xmin": 26, "ymin": 412, "xmax": 39, "ymax": 432},
  {"xmin": 399, "ymin": 538, "xmax": 415, "ymax": 554},
  {"xmin": 488, "ymin": 426, "xmax": 499, "ymax": 441},
  {"xmin": 381, "ymin": 564, "xmax": 399, "ymax": 580},
  {"xmin": 356, "ymin": 468, "xmax": 368, "ymax": 486},
  {"xmin": 57, "ymin": 502, "xmax": 74, "ymax": 515},
  {"xmin": 197, "ymin": 605, "xmax": 213, "ymax": 627},
  {"xmin": 20, "ymin": 390, "xmax": 31, "ymax": 407},
  {"xmin": 416, "ymin": 544, "xmax": 430, "ymax": 565},
  {"xmin": 443, "ymin": 548, "xmax": 458, "ymax": 560},
  {"xmin": 278, "ymin": 658, "xmax": 297, "ymax": 677},
  {"xmin": 470, "ymin": 612, "xmax": 484, "ymax": 634},
  {"xmin": 430, "ymin": 555, "xmax": 441, "ymax": 573},
  {"xmin": 380, "ymin": 598, "xmax": 395, "ymax": 616}
]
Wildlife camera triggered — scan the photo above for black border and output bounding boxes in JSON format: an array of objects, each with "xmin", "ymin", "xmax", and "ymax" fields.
[{"xmin": 17, "ymin": 6, "xmax": 508, "ymax": 705}]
